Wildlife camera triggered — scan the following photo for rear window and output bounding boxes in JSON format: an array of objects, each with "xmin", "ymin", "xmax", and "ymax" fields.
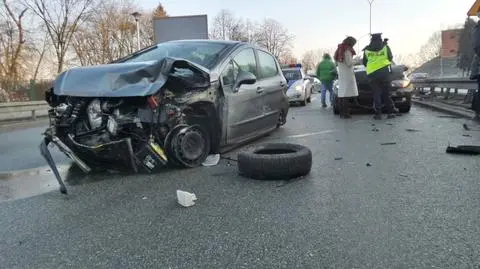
[{"xmin": 282, "ymin": 69, "xmax": 302, "ymax": 81}]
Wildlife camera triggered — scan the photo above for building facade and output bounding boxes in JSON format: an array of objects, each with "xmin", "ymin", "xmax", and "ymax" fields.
[{"xmin": 441, "ymin": 29, "xmax": 461, "ymax": 58}]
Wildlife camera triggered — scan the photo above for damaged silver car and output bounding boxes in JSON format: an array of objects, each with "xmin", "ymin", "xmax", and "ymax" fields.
[{"xmin": 40, "ymin": 40, "xmax": 290, "ymax": 194}]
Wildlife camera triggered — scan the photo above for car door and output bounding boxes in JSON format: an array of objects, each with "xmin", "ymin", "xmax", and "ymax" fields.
[
  {"xmin": 255, "ymin": 49, "xmax": 287, "ymax": 128},
  {"xmin": 221, "ymin": 48, "xmax": 264, "ymax": 144}
]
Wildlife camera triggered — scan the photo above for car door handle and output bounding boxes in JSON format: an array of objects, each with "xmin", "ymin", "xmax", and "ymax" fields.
[{"xmin": 256, "ymin": 87, "xmax": 264, "ymax": 93}]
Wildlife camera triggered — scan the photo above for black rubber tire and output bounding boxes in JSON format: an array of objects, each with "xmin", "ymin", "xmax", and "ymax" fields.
[
  {"xmin": 237, "ymin": 143, "xmax": 312, "ymax": 180},
  {"xmin": 276, "ymin": 110, "xmax": 287, "ymax": 128},
  {"xmin": 300, "ymin": 99, "xmax": 307, "ymax": 106},
  {"xmin": 398, "ymin": 103, "xmax": 411, "ymax": 113}
]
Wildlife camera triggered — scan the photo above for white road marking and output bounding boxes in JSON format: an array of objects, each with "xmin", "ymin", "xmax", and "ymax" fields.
[
  {"xmin": 311, "ymin": 96, "xmax": 317, "ymax": 101},
  {"xmin": 287, "ymin": 129, "xmax": 336, "ymax": 138}
]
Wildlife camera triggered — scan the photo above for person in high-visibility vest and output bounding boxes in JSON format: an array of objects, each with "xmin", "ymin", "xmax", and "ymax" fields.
[{"xmin": 362, "ymin": 33, "xmax": 396, "ymax": 120}]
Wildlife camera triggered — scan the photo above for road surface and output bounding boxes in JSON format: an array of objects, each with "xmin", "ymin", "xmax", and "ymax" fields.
[{"xmin": 1, "ymin": 96, "xmax": 480, "ymax": 268}]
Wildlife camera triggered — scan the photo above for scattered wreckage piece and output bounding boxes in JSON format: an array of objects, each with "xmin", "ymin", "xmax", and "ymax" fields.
[
  {"xmin": 237, "ymin": 143, "xmax": 312, "ymax": 180},
  {"xmin": 176, "ymin": 190, "xmax": 197, "ymax": 207},
  {"xmin": 40, "ymin": 57, "xmax": 219, "ymax": 194},
  {"xmin": 446, "ymin": 144, "xmax": 480, "ymax": 155}
]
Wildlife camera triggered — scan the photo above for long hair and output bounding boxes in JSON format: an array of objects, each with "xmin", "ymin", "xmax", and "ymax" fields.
[{"xmin": 343, "ymin": 36, "xmax": 357, "ymax": 47}]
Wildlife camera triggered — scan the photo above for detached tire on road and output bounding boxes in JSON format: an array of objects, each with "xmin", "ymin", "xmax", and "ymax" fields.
[{"xmin": 237, "ymin": 143, "xmax": 312, "ymax": 180}]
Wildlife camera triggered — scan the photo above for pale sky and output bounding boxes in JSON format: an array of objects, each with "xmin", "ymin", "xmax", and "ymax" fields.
[{"xmin": 138, "ymin": 0, "xmax": 475, "ymax": 58}]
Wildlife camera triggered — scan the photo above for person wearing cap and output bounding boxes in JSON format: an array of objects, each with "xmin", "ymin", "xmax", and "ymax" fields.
[
  {"xmin": 316, "ymin": 53, "xmax": 337, "ymax": 107},
  {"xmin": 362, "ymin": 33, "xmax": 396, "ymax": 120}
]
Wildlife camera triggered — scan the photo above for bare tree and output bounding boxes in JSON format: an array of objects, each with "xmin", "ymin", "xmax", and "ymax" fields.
[
  {"xmin": 24, "ymin": 0, "xmax": 96, "ymax": 73},
  {"xmin": 301, "ymin": 49, "xmax": 324, "ymax": 70},
  {"xmin": 254, "ymin": 18, "xmax": 294, "ymax": 60},
  {"xmin": 31, "ymin": 29, "xmax": 49, "ymax": 81},
  {"xmin": 71, "ymin": 0, "xmax": 154, "ymax": 66},
  {"xmin": 0, "ymin": 0, "xmax": 27, "ymax": 89},
  {"xmin": 417, "ymin": 31, "xmax": 441, "ymax": 64},
  {"xmin": 210, "ymin": 9, "xmax": 247, "ymax": 41},
  {"xmin": 278, "ymin": 51, "xmax": 297, "ymax": 65}
]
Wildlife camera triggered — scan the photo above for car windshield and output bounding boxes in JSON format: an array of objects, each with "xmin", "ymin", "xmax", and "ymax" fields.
[
  {"xmin": 119, "ymin": 42, "xmax": 228, "ymax": 69},
  {"xmin": 282, "ymin": 69, "xmax": 302, "ymax": 80}
]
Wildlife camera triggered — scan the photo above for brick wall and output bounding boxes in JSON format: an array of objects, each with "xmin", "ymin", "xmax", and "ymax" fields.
[{"xmin": 441, "ymin": 29, "xmax": 461, "ymax": 58}]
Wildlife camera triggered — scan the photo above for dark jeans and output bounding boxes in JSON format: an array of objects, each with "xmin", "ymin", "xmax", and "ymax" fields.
[
  {"xmin": 321, "ymin": 80, "xmax": 334, "ymax": 105},
  {"xmin": 369, "ymin": 75, "xmax": 395, "ymax": 114}
]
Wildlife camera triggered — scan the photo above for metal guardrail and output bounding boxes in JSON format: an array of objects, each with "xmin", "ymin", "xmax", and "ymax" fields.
[
  {"xmin": 411, "ymin": 78, "xmax": 477, "ymax": 90},
  {"xmin": 0, "ymin": 101, "xmax": 49, "ymax": 122},
  {"xmin": 411, "ymin": 78, "xmax": 477, "ymax": 104}
]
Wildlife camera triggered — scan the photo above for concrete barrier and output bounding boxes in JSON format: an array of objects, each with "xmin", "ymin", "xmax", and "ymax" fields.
[{"xmin": 0, "ymin": 101, "xmax": 50, "ymax": 122}]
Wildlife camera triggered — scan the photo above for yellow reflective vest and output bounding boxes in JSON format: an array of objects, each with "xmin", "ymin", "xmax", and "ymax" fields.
[{"xmin": 364, "ymin": 46, "xmax": 391, "ymax": 75}]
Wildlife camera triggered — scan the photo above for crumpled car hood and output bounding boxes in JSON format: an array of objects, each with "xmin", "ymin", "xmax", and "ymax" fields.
[{"xmin": 52, "ymin": 57, "xmax": 211, "ymax": 97}]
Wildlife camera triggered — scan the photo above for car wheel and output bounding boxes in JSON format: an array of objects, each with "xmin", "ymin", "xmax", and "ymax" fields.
[
  {"xmin": 300, "ymin": 94, "xmax": 307, "ymax": 106},
  {"xmin": 165, "ymin": 124, "xmax": 211, "ymax": 168},
  {"xmin": 276, "ymin": 110, "xmax": 287, "ymax": 128},
  {"xmin": 398, "ymin": 104, "xmax": 411, "ymax": 113},
  {"xmin": 238, "ymin": 143, "xmax": 312, "ymax": 180}
]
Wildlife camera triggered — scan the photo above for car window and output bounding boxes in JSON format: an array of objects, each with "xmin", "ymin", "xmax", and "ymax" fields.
[
  {"xmin": 257, "ymin": 50, "xmax": 278, "ymax": 78},
  {"xmin": 282, "ymin": 69, "xmax": 302, "ymax": 81},
  {"xmin": 221, "ymin": 61, "xmax": 239, "ymax": 86},
  {"xmin": 221, "ymin": 48, "xmax": 257, "ymax": 86}
]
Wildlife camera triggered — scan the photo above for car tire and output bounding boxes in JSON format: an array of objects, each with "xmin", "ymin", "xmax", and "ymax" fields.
[
  {"xmin": 300, "ymin": 97, "xmax": 307, "ymax": 106},
  {"xmin": 276, "ymin": 110, "xmax": 287, "ymax": 128},
  {"xmin": 398, "ymin": 104, "xmax": 411, "ymax": 113},
  {"xmin": 238, "ymin": 143, "xmax": 312, "ymax": 180}
]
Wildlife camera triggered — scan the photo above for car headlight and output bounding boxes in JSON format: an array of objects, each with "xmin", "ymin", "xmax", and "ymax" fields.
[
  {"xmin": 391, "ymin": 79, "xmax": 410, "ymax": 88},
  {"xmin": 295, "ymin": 85, "xmax": 303, "ymax": 91},
  {"xmin": 87, "ymin": 98, "xmax": 102, "ymax": 129}
]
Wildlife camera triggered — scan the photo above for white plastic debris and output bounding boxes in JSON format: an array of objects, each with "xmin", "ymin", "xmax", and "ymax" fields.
[
  {"xmin": 176, "ymin": 190, "xmax": 197, "ymax": 207},
  {"xmin": 202, "ymin": 154, "xmax": 220, "ymax": 167}
]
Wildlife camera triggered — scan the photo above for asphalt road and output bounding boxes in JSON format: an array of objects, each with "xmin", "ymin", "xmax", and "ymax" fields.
[
  {"xmin": 0, "ymin": 119, "xmax": 69, "ymax": 172},
  {"xmin": 1, "ymin": 96, "xmax": 480, "ymax": 268}
]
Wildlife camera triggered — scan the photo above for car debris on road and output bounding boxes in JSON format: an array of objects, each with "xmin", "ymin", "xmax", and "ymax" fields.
[{"xmin": 176, "ymin": 190, "xmax": 197, "ymax": 207}]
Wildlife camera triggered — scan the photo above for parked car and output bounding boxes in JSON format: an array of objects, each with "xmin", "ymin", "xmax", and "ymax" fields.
[
  {"xmin": 40, "ymin": 39, "xmax": 290, "ymax": 193},
  {"xmin": 332, "ymin": 64, "xmax": 413, "ymax": 114},
  {"xmin": 307, "ymin": 76, "xmax": 322, "ymax": 93},
  {"xmin": 281, "ymin": 64, "xmax": 313, "ymax": 106}
]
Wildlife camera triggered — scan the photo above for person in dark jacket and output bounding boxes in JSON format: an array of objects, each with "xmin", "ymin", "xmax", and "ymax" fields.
[
  {"xmin": 468, "ymin": 18, "xmax": 480, "ymax": 121},
  {"xmin": 362, "ymin": 33, "xmax": 396, "ymax": 120},
  {"xmin": 469, "ymin": 54, "xmax": 480, "ymax": 121}
]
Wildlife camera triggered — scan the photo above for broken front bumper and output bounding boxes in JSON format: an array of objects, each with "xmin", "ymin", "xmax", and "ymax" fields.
[{"xmin": 39, "ymin": 128, "xmax": 168, "ymax": 194}]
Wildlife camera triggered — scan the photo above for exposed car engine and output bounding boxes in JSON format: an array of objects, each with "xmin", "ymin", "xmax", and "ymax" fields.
[{"xmin": 40, "ymin": 57, "xmax": 219, "ymax": 194}]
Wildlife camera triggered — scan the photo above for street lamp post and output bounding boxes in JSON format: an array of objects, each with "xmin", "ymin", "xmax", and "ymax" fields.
[
  {"xmin": 131, "ymin": 12, "xmax": 142, "ymax": 51},
  {"xmin": 367, "ymin": 0, "xmax": 375, "ymax": 35}
]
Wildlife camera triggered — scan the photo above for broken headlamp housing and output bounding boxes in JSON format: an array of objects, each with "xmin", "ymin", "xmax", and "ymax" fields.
[{"xmin": 87, "ymin": 98, "xmax": 102, "ymax": 129}]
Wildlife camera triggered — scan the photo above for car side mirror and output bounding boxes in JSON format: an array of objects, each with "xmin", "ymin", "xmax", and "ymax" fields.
[{"xmin": 233, "ymin": 70, "xmax": 256, "ymax": 92}]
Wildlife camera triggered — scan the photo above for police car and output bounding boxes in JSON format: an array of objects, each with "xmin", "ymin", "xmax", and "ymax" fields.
[{"xmin": 281, "ymin": 64, "xmax": 313, "ymax": 106}]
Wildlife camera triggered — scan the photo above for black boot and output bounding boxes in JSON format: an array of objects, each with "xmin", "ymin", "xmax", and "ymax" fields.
[{"xmin": 343, "ymin": 98, "xmax": 352, "ymax": 118}]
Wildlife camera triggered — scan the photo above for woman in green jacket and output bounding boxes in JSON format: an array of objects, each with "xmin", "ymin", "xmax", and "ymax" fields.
[{"xmin": 316, "ymin": 53, "xmax": 337, "ymax": 107}]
